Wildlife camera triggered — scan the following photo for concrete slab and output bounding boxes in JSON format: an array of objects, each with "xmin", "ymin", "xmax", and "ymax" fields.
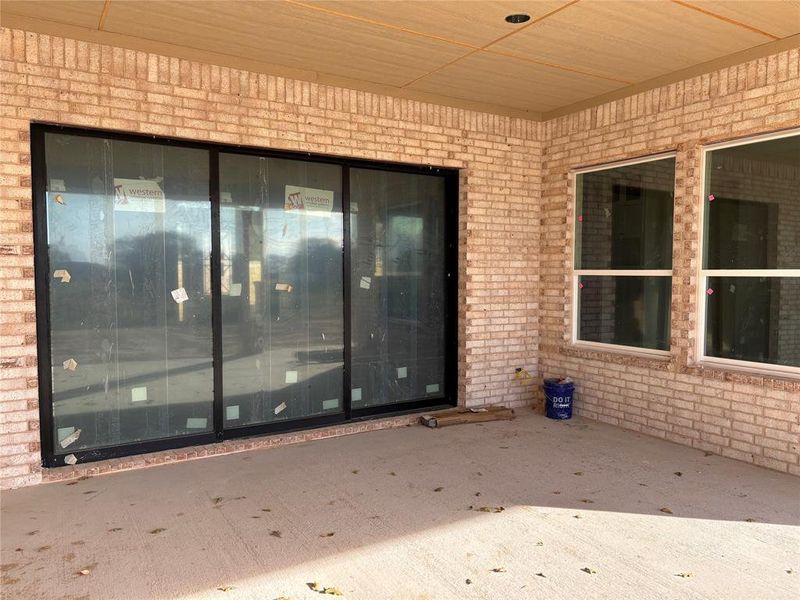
[{"xmin": 1, "ymin": 413, "xmax": 798, "ymax": 599}]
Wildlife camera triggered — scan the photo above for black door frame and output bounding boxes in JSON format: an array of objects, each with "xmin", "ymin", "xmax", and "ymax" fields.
[{"xmin": 32, "ymin": 123, "xmax": 459, "ymax": 467}]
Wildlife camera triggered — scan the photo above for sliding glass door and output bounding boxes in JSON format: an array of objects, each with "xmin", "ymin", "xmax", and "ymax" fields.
[{"xmin": 34, "ymin": 126, "xmax": 456, "ymax": 467}]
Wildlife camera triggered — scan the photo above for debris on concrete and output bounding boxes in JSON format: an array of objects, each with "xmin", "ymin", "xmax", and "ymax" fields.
[
  {"xmin": 472, "ymin": 506, "xmax": 504, "ymax": 513},
  {"xmin": 421, "ymin": 406, "xmax": 514, "ymax": 428},
  {"xmin": 64, "ymin": 454, "xmax": 77, "ymax": 465},
  {"xmin": 308, "ymin": 582, "xmax": 343, "ymax": 595},
  {"xmin": 581, "ymin": 567, "xmax": 597, "ymax": 574},
  {"xmin": 660, "ymin": 507, "xmax": 673, "ymax": 514},
  {"xmin": 490, "ymin": 567, "xmax": 506, "ymax": 573},
  {"xmin": 675, "ymin": 572, "xmax": 694, "ymax": 578}
]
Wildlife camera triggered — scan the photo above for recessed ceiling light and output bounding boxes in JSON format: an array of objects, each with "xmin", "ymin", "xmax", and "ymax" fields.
[{"xmin": 505, "ymin": 14, "xmax": 531, "ymax": 24}]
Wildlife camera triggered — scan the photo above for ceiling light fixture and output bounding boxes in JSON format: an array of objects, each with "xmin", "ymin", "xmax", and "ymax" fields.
[{"xmin": 505, "ymin": 14, "xmax": 531, "ymax": 24}]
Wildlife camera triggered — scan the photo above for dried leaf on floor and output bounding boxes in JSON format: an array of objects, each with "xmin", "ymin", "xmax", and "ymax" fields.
[
  {"xmin": 659, "ymin": 508, "xmax": 673, "ymax": 515},
  {"xmin": 434, "ymin": 487, "xmax": 444, "ymax": 492},
  {"xmin": 474, "ymin": 506, "xmax": 504, "ymax": 513},
  {"xmin": 573, "ymin": 472, "xmax": 583, "ymax": 476},
  {"xmin": 674, "ymin": 472, "xmax": 683, "ymax": 477},
  {"xmin": 270, "ymin": 530, "xmax": 282, "ymax": 538},
  {"xmin": 149, "ymin": 528, "xmax": 166, "ymax": 534},
  {"xmin": 581, "ymin": 567, "xmax": 596, "ymax": 574},
  {"xmin": 536, "ymin": 572, "xmax": 546, "ymax": 578},
  {"xmin": 308, "ymin": 582, "xmax": 322, "ymax": 591},
  {"xmin": 217, "ymin": 586, "xmax": 235, "ymax": 592},
  {"xmin": 351, "ymin": 470, "xmax": 359, "ymax": 474},
  {"xmin": 322, "ymin": 588, "xmax": 343, "ymax": 596},
  {"xmin": 320, "ymin": 532, "xmax": 335, "ymax": 537},
  {"xmin": 490, "ymin": 567, "xmax": 506, "ymax": 573},
  {"xmin": 573, "ymin": 514, "xmax": 582, "ymax": 519},
  {"xmin": 465, "ymin": 579, "xmax": 472, "ymax": 584}
]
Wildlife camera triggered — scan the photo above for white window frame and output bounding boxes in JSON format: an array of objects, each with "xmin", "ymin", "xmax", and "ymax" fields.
[
  {"xmin": 697, "ymin": 128, "xmax": 800, "ymax": 377},
  {"xmin": 571, "ymin": 152, "xmax": 677, "ymax": 357}
]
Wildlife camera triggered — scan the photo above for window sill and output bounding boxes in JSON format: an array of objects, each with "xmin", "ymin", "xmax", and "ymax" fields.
[
  {"xmin": 565, "ymin": 342, "xmax": 673, "ymax": 368},
  {"xmin": 696, "ymin": 358, "xmax": 800, "ymax": 382}
]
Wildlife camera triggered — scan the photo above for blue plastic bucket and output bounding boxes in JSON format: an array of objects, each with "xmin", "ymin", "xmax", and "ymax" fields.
[{"xmin": 544, "ymin": 378, "xmax": 574, "ymax": 420}]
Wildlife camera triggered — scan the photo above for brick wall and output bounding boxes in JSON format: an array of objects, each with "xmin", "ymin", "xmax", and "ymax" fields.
[
  {"xmin": 540, "ymin": 47, "xmax": 800, "ymax": 476},
  {"xmin": 0, "ymin": 27, "xmax": 540, "ymax": 489}
]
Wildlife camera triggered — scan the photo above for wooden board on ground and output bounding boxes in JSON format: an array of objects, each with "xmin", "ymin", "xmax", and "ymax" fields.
[{"xmin": 420, "ymin": 406, "xmax": 515, "ymax": 428}]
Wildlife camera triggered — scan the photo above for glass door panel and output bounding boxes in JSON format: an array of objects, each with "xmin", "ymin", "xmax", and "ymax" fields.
[
  {"xmin": 349, "ymin": 168, "xmax": 447, "ymax": 408},
  {"xmin": 219, "ymin": 154, "xmax": 344, "ymax": 427},
  {"xmin": 44, "ymin": 133, "xmax": 213, "ymax": 455}
]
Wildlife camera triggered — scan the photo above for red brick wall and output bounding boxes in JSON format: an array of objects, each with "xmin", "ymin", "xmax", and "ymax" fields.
[
  {"xmin": 540, "ymin": 48, "xmax": 800, "ymax": 476},
  {"xmin": 0, "ymin": 27, "xmax": 541, "ymax": 489}
]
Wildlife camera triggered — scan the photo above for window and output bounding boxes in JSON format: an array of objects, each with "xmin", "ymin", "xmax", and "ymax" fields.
[
  {"xmin": 700, "ymin": 131, "xmax": 800, "ymax": 371},
  {"xmin": 573, "ymin": 155, "xmax": 676, "ymax": 352},
  {"xmin": 34, "ymin": 126, "xmax": 457, "ymax": 466}
]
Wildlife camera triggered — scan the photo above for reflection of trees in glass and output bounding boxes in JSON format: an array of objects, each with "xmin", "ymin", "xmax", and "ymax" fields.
[{"xmin": 50, "ymin": 232, "xmax": 204, "ymax": 330}]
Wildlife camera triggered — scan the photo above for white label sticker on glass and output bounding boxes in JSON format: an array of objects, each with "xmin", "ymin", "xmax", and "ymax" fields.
[
  {"xmin": 114, "ymin": 178, "xmax": 165, "ymax": 213},
  {"xmin": 57, "ymin": 426, "xmax": 76, "ymax": 443},
  {"xmin": 59, "ymin": 428, "xmax": 81, "ymax": 448},
  {"xmin": 426, "ymin": 383, "xmax": 440, "ymax": 394},
  {"xmin": 229, "ymin": 283, "xmax": 242, "ymax": 297},
  {"xmin": 53, "ymin": 269, "xmax": 71, "ymax": 283},
  {"xmin": 322, "ymin": 398, "xmax": 339, "ymax": 410},
  {"xmin": 396, "ymin": 367, "xmax": 407, "ymax": 379},
  {"xmin": 360, "ymin": 276, "xmax": 371, "ymax": 290},
  {"xmin": 220, "ymin": 191, "xmax": 233, "ymax": 203},
  {"xmin": 62, "ymin": 358, "xmax": 78, "ymax": 371},
  {"xmin": 186, "ymin": 417, "xmax": 208, "ymax": 429},
  {"xmin": 171, "ymin": 287, "xmax": 189, "ymax": 303},
  {"xmin": 131, "ymin": 387, "xmax": 148, "ymax": 402},
  {"xmin": 284, "ymin": 185, "xmax": 334, "ymax": 213},
  {"xmin": 275, "ymin": 283, "xmax": 293, "ymax": 292},
  {"xmin": 226, "ymin": 405, "xmax": 240, "ymax": 420},
  {"xmin": 50, "ymin": 179, "xmax": 66, "ymax": 192},
  {"xmin": 274, "ymin": 402, "xmax": 287, "ymax": 415},
  {"xmin": 351, "ymin": 387, "xmax": 362, "ymax": 402},
  {"xmin": 285, "ymin": 370, "xmax": 298, "ymax": 384}
]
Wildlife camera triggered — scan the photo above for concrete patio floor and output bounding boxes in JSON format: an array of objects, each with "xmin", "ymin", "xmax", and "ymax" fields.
[{"xmin": 1, "ymin": 412, "xmax": 798, "ymax": 600}]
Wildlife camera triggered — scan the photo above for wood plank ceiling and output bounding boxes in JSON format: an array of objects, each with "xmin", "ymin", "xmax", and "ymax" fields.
[{"xmin": 3, "ymin": 0, "xmax": 799, "ymax": 119}]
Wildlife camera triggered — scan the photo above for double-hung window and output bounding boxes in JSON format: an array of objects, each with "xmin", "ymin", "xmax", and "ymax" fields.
[
  {"xmin": 699, "ymin": 131, "xmax": 800, "ymax": 372},
  {"xmin": 573, "ymin": 155, "xmax": 676, "ymax": 353}
]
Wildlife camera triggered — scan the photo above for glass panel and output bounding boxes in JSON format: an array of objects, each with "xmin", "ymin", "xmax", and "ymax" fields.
[
  {"xmin": 704, "ymin": 135, "xmax": 800, "ymax": 269},
  {"xmin": 220, "ymin": 154, "xmax": 344, "ymax": 427},
  {"xmin": 705, "ymin": 277, "xmax": 800, "ymax": 367},
  {"xmin": 45, "ymin": 133, "xmax": 213, "ymax": 454},
  {"xmin": 578, "ymin": 276, "xmax": 671, "ymax": 350},
  {"xmin": 350, "ymin": 168, "xmax": 447, "ymax": 408},
  {"xmin": 576, "ymin": 158, "xmax": 675, "ymax": 269}
]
